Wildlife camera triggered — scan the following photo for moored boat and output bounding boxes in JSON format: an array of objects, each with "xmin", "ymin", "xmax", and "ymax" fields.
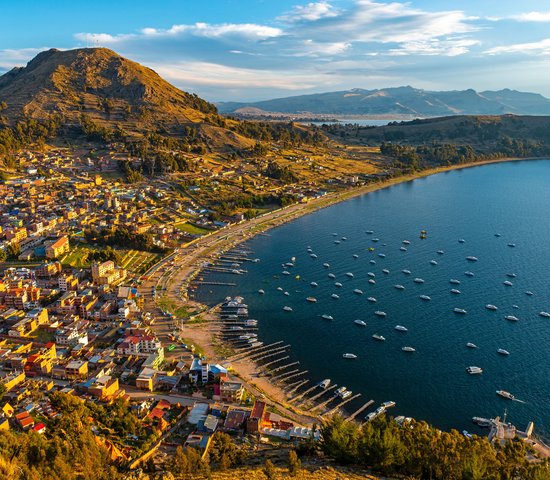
[
  {"xmin": 486, "ymin": 304, "xmax": 498, "ymax": 311},
  {"xmin": 394, "ymin": 325, "xmax": 408, "ymax": 332},
  {"xmin": 504, "ymin": 315, "xmax": 519, "ymax": 321},
  {"xmin": 419, "ymin": 295, "xmax": 431, "ymax": 301},
  {"xmin": 283, "ymin": 306, "xmax": 293, "ymax": 312},
  {"xmin": 354, "ymin": 319, "xmax": 367, "ymax": 326},
  {"xmin": 321, "ymin": 314, "xmax": 334, "ymax": 320},
  {"xmin": 497, "ymin": 348, "xmax": 510, "ymax": 355},
  {"xmin": 466, "ymin": 342, "xmax": 478, "ymax": 348},
  {"xmin": 454, "ymin": 308, "xmax": 467, "ymax": 314},
  {"xmin": 372, "ymin": 334, "xmax": 386, "ymax": 341},
  {"xmin": 467, "ymin": 366, "xmax": 483, "ymax": 374},
  {"xmin": 450, "ymin": 289, "xmax": 461, "ymax": 294},
  {"xmin": 496, "ymin": 390, "xmax": 515, "ymax": 400},
  {"xmin": 402, "ymin": 346, "xmax": 416, "ymax": 352},
  {"xmin": 319, "ymin": 379, "xmax": 331, "ymax": 389},
  {"xmin": 374, "ymin": 311, "xmax": 387, "ymax": 317},
  {"xmin": 343, "ymin": 353, "xmax": 357, "ymax": 359},
  {"xmin": 306, "ymin": 297, "xmax": 317, "ymax": 303}
]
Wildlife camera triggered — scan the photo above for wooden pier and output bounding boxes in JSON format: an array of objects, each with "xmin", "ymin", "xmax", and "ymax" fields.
[
  {"xmin": 259, "ymin": 355, "xmax": 290, "ymax": 369},
  {"xmin": 268, "ymin": 361, "xmax": 299, "ymax": 374},
  {"xmin": 195, "ymin": 281, "xmax": 237, "ymax": 286},
  {"xmin": 271, "ymin": 368, "xmax": 300, "ymax": 381},
  {"xmin": 345, "ymin": 400, "xmax": 375, "ymax": 422},
  {"xmin": 288, "ymin": 384, "xmax": 319, "ymax": 404},
  {"xmin": 321, "ymin": 393, "xmax": 362, "ymax": 418},
  {"xmin": 249, "ymin": 345, "xmax": 290, "ymax": 361},
  {"xmin": 285, "ymin": 379, "xmax": 309, "ymax": 395},
  {"xmin": 304, "ymin": 384, "xmax": 337, "ymax": 404},
  {"xmin": 277, "ymin": 370, "xmax": 308, "ymax": 383}
]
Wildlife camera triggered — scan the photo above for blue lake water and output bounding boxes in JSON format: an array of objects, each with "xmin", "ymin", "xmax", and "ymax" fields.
[{"xmin": 194, "ymin": 159, "xmax": 550, "ymax": 438}]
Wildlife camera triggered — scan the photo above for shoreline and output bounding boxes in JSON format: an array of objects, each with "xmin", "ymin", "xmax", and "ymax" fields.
[{"xmin": 144, "ymin": 155, "xmax": 545, "ymax": 426}]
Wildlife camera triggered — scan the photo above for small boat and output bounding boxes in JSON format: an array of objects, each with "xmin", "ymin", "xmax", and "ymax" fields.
[
  {"xmin": 284, "ymin": 291, "xmax": 290, "ymax": 296},
  {"xmin": 394, "ymin": 325, "xmax": 408, "ymax": 332},
  {"xmin": 473, "ymin": 417, "xmax": 493, "ymax": 427},
  {"xmin": 454, "ymin": 308, "xmax": 467, "ymax": 314},
  {"xmin": 400, "ymin": 247, "xmax": 407, "ymax": 251},
  {"xmin": 283, "ymin": 306, "xmax": 293, "ymax": 312},
  {"xmin": 277, "ymin": 287, "xmax": 283, "ymax": 291},
  {"xmin": 503, "ymin": 281, "xmax": 513, "ymax": 286},
  {"xmin": 331, "ymin": 294, "xmax": 340, "ymax": 299},
  {"xmin": 414, "ymin": 278, "xmax": 425, "ymax": 283},
  {"xmin": 467, "ymin": 366, "xmax": 483, "ymax": 374},
  {"xmin": 430, "ymin": 260, "xmax": 438, "ymax": 265},
  {"xmin": 282, "ymin": 271, "xmax": 290, "ymax": 275},
  {"xmin": 463, "ymin": 431, "xmax": 473, "ymax": 439},
  {"xmin": 354, "ymin": 319, "xmax": 367, "ymax": 326},
  {"xmin": 369, "ymin": 260, "xmax": 376, "ymax": 265},
  {"xmin": 506, "ymin": 273, "xmax": 517, "ymax": 278},
  {"xmin": 345, "ymin": 272, "xmax": 354, "ymax": 278},
  {"xmin": 402, "ymin": 346, "xmax": 416, "ymax": 352},
  {"xmin": 368, "ymin": 279, "xmax": 376, "ymax": 284},
  {"xmin": 450, "ymin": 289, "xmax": 461, "ymax": 294},
  {"xmin": 319, "ymin": 379, "xmax": 331, "ymax": 389},
  {"xmin": 353, "ymin": 289, "xmax": 363, "ymax": 295},
  {"xmin": 366, "ymin": 230, "xmax": 374, "ymax": 234},
  {"xmin": 450, "ymin": 279, "xmax": 461, "ymax": 285},
  {"xmin": 335, "ymin": 386, "xmax": 347, "ymax": 396},
  {"xmin": 539, "ymin": 311, "xmax": 550, "ymax": 318},
  {"xmin": 497, "ymin": 348, "xmax": 510, "ymax": 355},
  {"xmin": 335, "ymin": 282, "xmax": 343, "ymax": 287},
  {"xmin": 340, "ymin": 390, "xmax": 352, "ymax": 399},
  {"xmin": 372, "ymin": 238, "xmax": 379, "ymax": 242},
  {"xmin": 512, "ymin": 305, "xmax": 519, "ymax": 309},
  {"xmin": 291, "ymin": 257, "xmax": 296, "ymax": 262},
  {"xmin": 323, "ymin": 263, "xmax": 330, "ymax": 268},
  {"xmin": 310, "ymin": 253, "xmax": 318, "ymax": 258},
  {"xmin": 258, "ymin": 289, "xmax": 265, "ymax": 294},
  {"xmin": 419, "ymin": 295, "xmax": 431, "ymax": 301},
  {"xmin": 394, "ymin": 284, "xmax": 405, "ymax": 290},
  {"xmin": 525, "ymin": 291, "xmax": 534, "ymax": 296},
  {"xmin": 466, "ymin": 342, "xmax": 478, "ymax": 348},
  {"xmin": 466, "ymin": 256, "xmax": 478, "ymax": 262},
  {"xmin": 382, "ymin": 269, "xmax": 390, "ymax": 274},
  {"xmin": 342, "ymin": 353, "xmax": 357, "ymax": 359},
  {"xmin": 341, "ymin": 236, "xmax": 347, "ymax": 241},
  {"xmin": 328, "ymin": 273, "xmax": 336, "ymax": 279},
  {"xmin": 378, "ymin": 253, "xmax": 386, "ymax": 258},
  {"xmin": 310, "ymin": 282, "xmax": 318, "ymax": 287},
  {"xmin": 458, "ymin": 238, "xmax": 466, "ymax": 243},
  {"xmin": 368, "ymin": 272, "xmax": 376, "ymax": 277},
  {"xmin": 402, "ymin": 240, "xmax": 411, "ymax": 245},
  {"xmin": 322, "ymin": 314, "xmax": 334, "ymax": 320},
  {"xmin": 367, "ymin": 297, "xmax": 377, "ymax": 302},
  {"xmin": 507, "ymin": 243, "xmax": 516, "ymax": 247},
  {"xmin": 402, "ymin": 269, "xmax": 411, "ymax": 275},
  {"xmin": 437, "ymin": 250, "xmax": 445, "ymax": 255},
  {"xmin": 465, "ymin": 271, "xmax": 475, "ymax": 277},
  {"xmin": 353, "ymin": 254, "xmax": 359, "ymax": 259},
  {"xmin": 505, "ymin": 315, "xmax": 519, "ymax": 321},
  {"xmin": 332, "ymin": 233, "xmax": 338, "ymax": 236},
  {"xmin": 374, "ymin": 311, "xmax": 387, "ymax": 317},
  {"xmin": 496, "ymin": 390, "xmax": 515, "ymax": 400},
  {"xmin": 372, "ymin": 334, "xmax": 386, "ymax": 341},
  {"xmin": 306, "ymin": 297, "xmax": 317, "ymax": 303},
  {"xmin": 382, "ymin": 401, "xmax": 396, "ymax": 408},
  {"xmin": 334, "ymin": 240, "xmax": 341, "ymax": 244},
  {"xmin": 485, "ymin": 304, "xmax": 498, "ymax": 311}
]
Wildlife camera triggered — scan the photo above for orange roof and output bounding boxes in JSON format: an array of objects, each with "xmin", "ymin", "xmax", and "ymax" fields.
[{"xmin": 156, "ymin": 399, "xmax": 171, "ymax": 410}]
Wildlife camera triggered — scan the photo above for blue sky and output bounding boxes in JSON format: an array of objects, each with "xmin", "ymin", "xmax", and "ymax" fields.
[{"xmin": 2, "ymin": 0, "xmax": 550, "ymax": 101}]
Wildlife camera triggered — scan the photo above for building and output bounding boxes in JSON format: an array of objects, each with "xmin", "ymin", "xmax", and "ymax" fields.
[
  {"xmin": 219, "ymin": 380, "xmax": 245, "ymax": 403},
  {"xmin": 45, "ymin": 236, "xmax": 70, "ymax": 259},
  {"xmin": 91, "ymin": 261, "xmax": 126, "ymax": 285},
  {"xmin": 65, "ymin": 360, "xmax": 88, "ymax": 380},
  {"xmin": 246, "ymin": 400, "xmax": 269, "ymax": 434},
  {"xmin": 0, "ymin": 372, "xmax": 26, "ymax": 392}
]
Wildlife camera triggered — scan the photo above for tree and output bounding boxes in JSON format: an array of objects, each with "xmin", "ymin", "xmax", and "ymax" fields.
[
  {"xmin": 6, "ymin": 242, "xmax": 20, "ymax": 259},
  {"xmin": 263, "ymin": 459, "xmax": 277, "ymax": 480},
  {"xmin": 288, "ymin": 450, "xmax": 301, "ymax": 476},
  {"xmin": 0, "ymin": 249, "xmax": 6, "ymax": 262}
]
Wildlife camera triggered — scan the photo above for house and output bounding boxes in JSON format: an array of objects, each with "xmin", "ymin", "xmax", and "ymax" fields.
[
  {"xmin": 219, "ymin": 379, "xmax": 245, "ymax": 403},
  {"xmin": 65, "ymin": 360, "xmax": 88, "ymax": 380},
  {"xmin": 45, "ymin": 236, "xmax": 70, "ymax": 259},
  {"xmin": 197, "ymin": 414, "xmax": 218, "ymax": 434},
  {"xmin": 246, "ymin": 400, "xmax": 269, "ymax": 434},
  {"xmin": 223, "ymin": 409, "xmax": 248, "ymax": 431}
]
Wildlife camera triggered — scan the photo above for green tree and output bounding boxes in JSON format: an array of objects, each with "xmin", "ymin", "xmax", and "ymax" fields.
[
  {"xmin": 6, "ymin": 242, "xmax": 20, "ymax": 259},
  {"xmin": 263, "ymin": 459, "xmax": 277, "ymax": 480},
  {"xmin": 288, "ymin": 450, "xmax": 301, "ymax": 476}
]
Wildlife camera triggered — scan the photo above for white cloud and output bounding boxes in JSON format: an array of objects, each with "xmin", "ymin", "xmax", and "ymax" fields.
[
  {"xmin": 0, "ymin": 47, "xmax": 52, "ymax": 70},
  {"xmin": 389, "ymin": 38, "xmax": 481, "ymax": 57},
  {"xmin": 484, "ymin": 38, "xmax": 550, "ymax": 55},
  {"xmin": 510, "ymin": 11, "xmax": 550, "ymax": 22},
  {"xmin": 279, "ymin": 1, "xmax": 340, "ymax": 22}
]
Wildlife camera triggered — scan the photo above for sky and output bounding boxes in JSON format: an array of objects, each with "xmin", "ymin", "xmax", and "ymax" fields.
[{"xmin": 2, "ymin": 0, "xmax": 550, "ymax": 102}]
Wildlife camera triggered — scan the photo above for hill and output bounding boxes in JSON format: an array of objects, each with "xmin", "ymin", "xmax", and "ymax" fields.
[{"xmin": 218, "ymin": 86, "xmax": 550, "ymax": 116}]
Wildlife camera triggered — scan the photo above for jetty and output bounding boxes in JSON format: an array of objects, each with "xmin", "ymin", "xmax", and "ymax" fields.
[
  {"xmin": 286, "ymin": 379, "xmax": 309, "ymax": 395},
  {"xmin": 305, "ymin": 384, "xmax": 338, "ymax": 404},
  {"xmin": 346, "ymin": 400, "xmax": 375, "ymax": 422},
  {"xmin": 322, "ymin": 393, "xmax": 362, "ymax": 418}
]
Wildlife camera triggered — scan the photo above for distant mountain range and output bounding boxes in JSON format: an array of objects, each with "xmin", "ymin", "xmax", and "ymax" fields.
[{"xmin": 218, "ymin": 86, "xmax": 550, "ymax": 117}]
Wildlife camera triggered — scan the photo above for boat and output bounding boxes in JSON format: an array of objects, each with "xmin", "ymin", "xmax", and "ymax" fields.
[
  {"xmin": 496, "ymin": 390, "xmax": 515, "ymax": 400},
  {"xmin": 310, "ymin": 253, "xmax": 318, "ymax": 258},
  {"xmin": 367, "ymin": 297, "xmax": 377, "ymax": 302},
  {"xmin": 394, "ymin": 325, "xmax": 408, "ymax": 332},
  {"xmin": 258, "ymin": 289, "xmax": 265, "ymax": 294},
  {"xmin": 372, "ymin": 334, "xmax": 386, "ymax": 341},
  {"xmin": 463, "ymin": 431, "xmax": 473, "ymax": 439},
  {"xmin": 282, "ymin": 271, "xmax": 290, "ymax": 275},
  {"xmin": 328, "ymin": 273, "xmax": 336, "ymax": 279},
  {"xmin": 503, "ymin": 281, "xmax": 513, "ymax": 286},
  {"xmin": 284, "ymin": 291, "xmax": 290, "ymax": 296},
  {"xmin": 342, "ymin": 237, "xmax": 347, "ymax": 241},
  {"xmin": 277, "ymin": 287, "xmax": 283, "ymax": 291},
  {"xmin": 285, "ymin": 262, "xmax": 295, "ymax": 267},
  {"xmin": 342, "ymin": 353, "xmax": 357, "ymax": 359},
  {"xmin": 375, "ymin": 311, "xmax": 387, "ymax": 317},
  {"xmin": 466, "ymin": 342, "xmax": 478, "ymax": 348},
  {"xmin": 332, "ymin": 233, "xmax": 338, "ymax": 236},
  {"xmin": 402, "ymin": 269, "xmax": 411, "ymax": 274},
  {"xmin": 512, "ymin": 305, "xmax": 519, "ymax": 309},
  {"xmin": 331, "ymin": 293, "xmax": 340, "ymax": 299},
  {"xmin": 369, "ymin": 260, "xmax": 376, "ymax": 264},
  {"xmin": 382, "ymin": 269, "xmax": 390, "ymax": 274},
  {"xmin": 507, "ymin": 243, "xmax": 516, "ymax": 247},
  {"xmin": 334, "ymin": 386, "xmax": 347, "ymax": 396},
  {"xmin": 340, "ymin": 390, "xmax": 352, "ymax": 399},
  {"xmin": 335, "ymin": 282, "xmax": 343, "ymax": 287},
  {"xmin": 465, "ymin": 271, "xmax": 475, "ymax": 277},
  {"xmin": 322, "ymin": 314, "xmax": 334, "ymax": 320},
  {"xmin": 319, "ymin": 379, "xmax": 331, "ymax": 389},
  {"xmin": 346, "ymin": 272, "xmax": 354, "ymax": 278},
  {"xmin": 437, "ymin": 250, "xmax": 445, "ymax": 255},
  {"xmin": 402, "ymin": 240, "xmax": 410, "ymax": 245},
  {"xmin": 466, "ymin": 256, "xmax": 478, "ymax": 262},
  {"xmin": 497, "ymin": 348, "xmax": 510, "ymax": 355},
  {"xmin": 525, "ymin": 291, "xmax": 534, "ymax": 296},
  {"xmin": 354, "ymin": 319, "xmax": 367, "ymax": 326},
  {"xmin": 283, "ymin": 306, "xmax": 293, "ymax": 312},
  {"xmin": 485, "ymin": 304, "xmax": 498, "ymax": 311},
  {"xmin": 539, "ymin": 311, "xmax": 550, "ymax": 318},
  {"xmin": 473, "ymin": 417, "xmax": 493, "ymax": 427},
  {"xmin": 467, "ymin": 366, "xmax": 483, "ymax": 374},
  {"xmin": 250, "ymin": 342, "xmax": 264, "ymax": 348},
  {"xmin": 366, "ymin": 230, "xmax": 374, "ymax": 234},
  {"xmin": 353, "ymin": 289, "xmax": 363, "ymax": 295},
  {"xmin": 400, "ymin": 247, "xmax": 407, "ymax": 251},
  {"xmin": 506, "ymin": 273, "xmax": 517, "ymax": 278},
  {"xmin": 323, "ymin": 263, "xmax": 330, "ymax": 268},
  {"xmin": 291, "ymin": 257, "xmax": 296, "ymax": 262},
  {"xmin": 310, "ymin": 282, "xmax": 318, "ymax": 287},
  {"xmin": 450, "ymin": 279, "xmax": 461, "ymax": 285},
  {"xmin": 367, "ymin": 272, "xmax": 376, "ymax": 277},
  {"xmin": 368, "ymin": 279, "xmax": 376, "ymax": 284},
  {"xmin": 353, "ymin": 254, "xmax": 359, "ymax": 259},
  {"xmin": 458, "ymin": 238, "xmax": 466, "ymax": 243},
  {"xmin": 430, "ymin": 260, "xmax": 438, "ymax": 265},
  {"xmin": 420, "ymin": 229, "xmax": 427, "ymax": 239},
  {"xmin": 504, "ymin": 315, "xmax": 519, "ymax": 321},
  {"xmin": 378, "ymin": 253, "xmax": 386, "ymax": 258},
  {"xmin": 372, "ymin": 238, "xmax": 379, "ymax": 242},
  {"xmin": 414, "ymin": 278, "xmax": 425, "ymax": 283},
  {"xmin": 394, "ymin": 284, "xmax": 405, "ymax": 290},
  {"xmin": 306, "ymin": 297, "xmax": 317, "ymax": 303},
  {"xmin": 365, "ymin": 411, "xmax": 377, "ymax": 421},
  {"xmin": 454, "ymin": 308, "xmax": 467, "ymax": 314},
  {"xmin": 334, "ymin": 240, "xmax": 341, "ymax": 244},
  {"xmin": 382, "ymin": 401, "xmax": 396, "ymax": 408},
  {"xmin": 402, "ymin": 346, "xmax": 416, "ymax": 352},
  {"xmin": 419, "ymin": 295, "xmax": 431, "ymax": 301},
  {"xmin": 450, "ymin": 289, "xmax": 461, "ymax": 294}
]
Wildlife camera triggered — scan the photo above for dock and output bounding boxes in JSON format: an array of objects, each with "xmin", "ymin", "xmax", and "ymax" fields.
[
  {"xmin": 277, "ymin": 370, "xmax": 308, "ymax": 383},
  {"xmin": 285, "ymin": 379, "xmax": 309, "ymax": 395},
  {"xmin": 304, "ymin": 384, "xmax": 337, "ymax": 404},
  {"xmin": 195, "ymin": 281, "xmax": 237, "ymax": 286},
  {"xmin": 321, "ymin": 393, "xmax": 362, "ymax": 418},
  {"xmin": 271, "ymin": 368, "xmax": 300, "ymax": 381},
  {"xmin": 288, "ymin": 384, "xmax": 319, "ymax": 404},
  {"xmin": 345, "ymin": 400, "xmax": 375, "ymax": 422},
  {"xmin": 260, "ymin": 355, "xmax": 290, "ymax": 369},
  {"xmin": 268, "ymin": 361, "xmax": 300, "ymax": 374},
  {"xmin": 249, "ymin": 345, "xmax": 290, "ymax": 361}
]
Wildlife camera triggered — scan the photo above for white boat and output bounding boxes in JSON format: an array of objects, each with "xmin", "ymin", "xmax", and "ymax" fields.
[
  {"xmin": 472, "ymin": 417, "xmax": 493, "ymax": 427},
  {"xmin": 334, "ymin": 386, "xmax": 347, "ymax": 396},
  {"xmin": 367, "ymin": 297, "xmax": 377, "ymax": 302},
  {"xmin": 454, "ymin": 308, "xmax": 467, "ymax": 314},
  {"xmin": 512, "ymin": 304, "xmax": 519, "ymax": 309},
  {"xmin": 378, "ymin": 253, "xmax": 386, "ymax": 258},
  {"xmin": 382, "ymin": 400, "xmax": 396, "ymax": 408},
  {"xmin": 467, "ymin": 366, "xmax": 483, "ymax": 374},
  {"xmin": 322, "ymin": 314, "xmax": 334, "ymax": 320},
  {"xmin": 402, "ymin": 240, "xmax": 411, "ymax": 245},
  {"xmin": 374, "ymin": 311, "xmax": 387, "ymax": 317},
  {"xmin": 319, "ymin": 379, "xmax": 331, "ymax": 389},
  {"xmin": 494, "ymin": 233, "xmax": 502, "ymax": 237},
  {"xmin": 372, "ymin": 334, "xmax": 386, "ymax": 341},
  {"xmin": 291, "ymin": 257, "xmax": 296, "ymax": 262},
  {"xmin": 485, "ymin": 304, "xmax": 498, "ymax": 311},
  {"xmin": 539, "ymin": 311, "xmax": 550, "ymax": 318},
  {"xmin": 506, "ymin": 273, "xmax": 517, "ymax": 278},
  {"xmin": 345, "ymin": 272, "xmax": 354, "ymax": 278},
  {"xmin": 419, "ymin": 295, "xmax": 431, "ymax": 301},
  {"xmin": 525, "ymin": 291, "xmax": 534, "ymax": 296},
  {"xmin": 284, "ymin": 291, "xmax": 290, "ymax": 296},
  {"xmin": 402, "ymin": 269, "xmax": 411, "ymax": 274},
  {"xmin": 466, "ymin": 256, "xmax": 478, "ymax": 262},
  {"xmin": 465, "ymin": 271, "xmax": 475, "ymax": 277},
  {"xmin": 372, "ymin": 238, "xmax": 379, "ymax": 242},
  {"xmin": 331, "ymin": 294, "xmax": 340, "ymax": 299},
  {"xmin": 310, "ymin": 253, "xmax": 318, "ymax": 258},
  {"xmin": 507, "ymin": 243, "xmax": 516, "ymax": 247},
  {"xmin": 430, "ymin": 260, "xmax": 438, "ymax": 265},
  {"xmin": 334, "ymin": 240, "xmax": 341, "ymax": 244},
  {"xmin": 450, "ymin": 279, "xmax": 461, "ymax": 285},
  {"xmin": 368, "ymin": 279, "xmax": 376, "ymax": 284},
  {"xmin": 497, "ymin": 348, "xmax": 510, "ymax": 355},
  {"xmin": 277, "ymin": 287, "xmax": 283, "ymax": 291},
  {"xmin": 353, "ymin": 254, "xmax": 359, "ymax": 259},
  {"xmin": 323, "ymin": 263, "xmax": 330, "ymax": 268},
  {"xmin": 402, "ymin": 346, "xmax": 416, "ymax": 352},
  {"xmin": 306, "ymin": 297, "xmax": 317, "ymax": 303},
  {"xmin": 400, "ymin": 246, "xmax": 408, "ymax": 252},
  {"xmin": 258, "ymin": 289, "xmax": 265, "ymax": 294},
  {"xmin": 341, "ymin": 237, "xmax": 347, "ymax": 241},
  {"xmin": 285, "ymin": 262, "xmax": 294, "ymax": 267},
  {"xmin": 496, "ymin": 390, "xmax": 515, "ymax": 400},
  {"xmin": 366, "ymin": 230, "xmax": 374, "ymax": 234},
  {"xmin": 282, "ymin": 271, "xmax": 290, "ymax": 275},
  {"xmin": 463, "ymin": 431, "xmax": 473, "ymax": 439},
  {"xmin": 369, "ymin": 260, "xmax": 376, "ymax": 264},
  {"xmin": 354, "ymin": 319, "xmax": 367, "ymax": 326},
  {"xmin": 450, "ymin": 289, "xmax": 461, "ymax": 294},
  {"xmin": 335, "ymin": 282, "xmax": 343, "ymax": 287},
  {"xmin": 310, "ymin": 282, "xmax": 318, "ymax": 287},
  {"xmin": 466, "ymin": 342, "xmax": 478, "ymax": 348},
  {"xmin": 340, "ymin": 390, "xmax": 352, "ymax": 399},
  {"xmin": 332, "ymin": 233, "xmax": 338, "ymax": 236},
  {"xmin": 328, "ymin": 273, "xmax": 336, "ymax": 279},
  {"xmin": 382, "ymin": 269, "xmax": 390, "ymax": 274},
  {"xmin": 353, "ymin": 289, "xmax": 363, "ymax": 295},
  {"xmin": 437, "ymin": 250, "xmax": 445, "ymax": 255},
  {"xmin": 503, "ymin": 281, "xmax": 513, "ymax": 286},
  {"xmin": 414, "ymin": 278, "xmax": 425, "ymax": 283},
  {"xmin": 504, "ymin": 315, "xmax": 519, "ymax": 321},
  {"xmin": 283, "ymin": 306, "xmax": 293, "ymax": 312},
  {"xmin": 367, "ymin": 272, "xmax": 376, "ymax": 277},
  {"xmin": 394, "ymin": 325, "xmax": 408, "ymax": 332},
  {"xmin": 394, "ymin": 284, "xmax": 405, "ymax": 290},
  {"xmin": 342, "ymin": 353, "xmax": 357, "ymax": 359},
  {"xmin": 458, "ymin": 238, "xmax": 466, "ymax": 243}
]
